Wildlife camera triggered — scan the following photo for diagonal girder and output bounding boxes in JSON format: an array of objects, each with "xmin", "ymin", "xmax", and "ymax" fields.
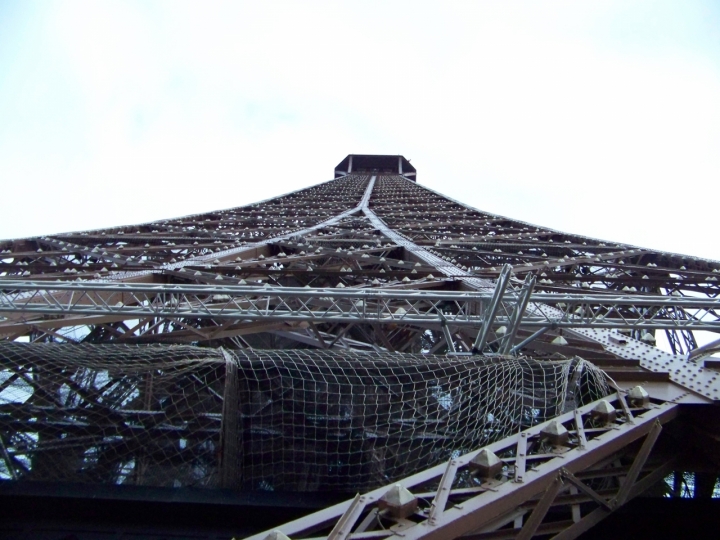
[{"xmin": 242, "ymin": 386, "xmax": 688, "ymax": 540}]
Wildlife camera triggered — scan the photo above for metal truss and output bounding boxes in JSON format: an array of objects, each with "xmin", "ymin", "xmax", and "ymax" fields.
[
  {"xmin": 3, "ymin": 168, "xmax": 720, "ymax": 398},
  {"xmin": 2, "ymin": 279, "xmax": 719, "ymax": 333},
  {"xmin": 243, "ymin": 386, "xmax": 690, "ymax": 540},
  {"xmin": 2, "ymin": 156, "xmax": 720, "ymax": 538}
]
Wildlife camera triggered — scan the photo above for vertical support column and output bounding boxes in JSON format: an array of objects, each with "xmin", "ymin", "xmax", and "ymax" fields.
[
  {"xmin": 498, "ymin": 274, "xmax": 536, "ymax": 354},
  {"xmin": 135, "ymin": 371, "xmax": 155, "ymax": 484},
  {"xmin": 441, "ymin": 319, "xmax": 456, "ymax": 353},
  {"xmin": 515, "ymin": 432, "xmax": 528, "ymax": 483},
  {"xmin": 348, "ymin": 155, "xmax": 353, "ymax": 173},
  {"xmin": 398, "ymin": 156, "xmax": 403, "ymax": 175},
  {"xmin": 473, "ymin": 264, "xmax": 513, "ymax": 353},
  {"xmin": 220, "ymin": 348, "xmax": 242, "ymax": 488}
]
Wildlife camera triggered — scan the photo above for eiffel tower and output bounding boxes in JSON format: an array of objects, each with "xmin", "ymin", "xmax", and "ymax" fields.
[{"xmin": 1, "ymin": 155, "xmax": 719, "ymax": 539}]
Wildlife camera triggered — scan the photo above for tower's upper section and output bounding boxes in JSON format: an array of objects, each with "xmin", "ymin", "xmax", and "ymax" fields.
[{"xmin": 334, "ymin": 154, "xmax": 416, "ymax": 180}]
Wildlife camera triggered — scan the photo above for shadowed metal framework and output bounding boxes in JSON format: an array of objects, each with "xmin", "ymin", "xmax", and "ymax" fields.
[{"xmin": 1, "ymin": 155, "xmax": 720, "ymax": 539}]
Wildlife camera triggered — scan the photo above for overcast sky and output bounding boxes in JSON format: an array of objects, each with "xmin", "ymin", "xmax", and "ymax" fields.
[{"xmin": 1, "ymin": 1, "xmax": 719, "ymax": 260}]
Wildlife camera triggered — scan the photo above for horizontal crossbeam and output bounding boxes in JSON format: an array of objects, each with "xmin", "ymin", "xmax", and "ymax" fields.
[{"xmin": 1, "ymin": 281, "xmax": 719, "ymax": 332}]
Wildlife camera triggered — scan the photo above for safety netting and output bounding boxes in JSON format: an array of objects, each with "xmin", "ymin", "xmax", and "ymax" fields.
[{"xmin": 0, "ymin": 343, "xmax": 610, "ymax": 492}]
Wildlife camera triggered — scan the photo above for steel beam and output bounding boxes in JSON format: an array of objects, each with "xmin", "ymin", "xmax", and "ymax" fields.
[
  {"xmin": 243, "ymin": 389, "xmax": 682, "ymax": 540},
  {"xmin": 1, "ymin": 281, "xmax": 718, "ymax": 332}
]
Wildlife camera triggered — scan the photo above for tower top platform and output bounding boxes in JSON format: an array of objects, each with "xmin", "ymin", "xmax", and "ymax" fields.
[{"xmin": 334, "ymin": 154, "xmax": 416, "ymax": 179}]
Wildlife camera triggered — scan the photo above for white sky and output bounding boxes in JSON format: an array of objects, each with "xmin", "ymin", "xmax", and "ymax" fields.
[{"xmin": 1, "ymin": 1, "xmax": 719, "ymax": 261}]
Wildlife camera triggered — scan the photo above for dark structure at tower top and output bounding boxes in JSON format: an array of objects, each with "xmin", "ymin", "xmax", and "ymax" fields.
[{"xmin": 334, "ymin": 154, "xmax": 416, "ymax": 179}]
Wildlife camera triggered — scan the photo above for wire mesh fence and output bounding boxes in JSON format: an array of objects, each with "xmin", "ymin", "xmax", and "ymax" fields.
[{"xmin": 0, "ymin": 343, "xmax": 610, "ymax": 492}]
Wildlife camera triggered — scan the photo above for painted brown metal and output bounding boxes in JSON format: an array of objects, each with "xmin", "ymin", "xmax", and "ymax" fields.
[
  {"xmin": 244, "ymin": 390, "xmax": 682, "ymax": 540},
  {"xmin": 2, "ymin": 157, "xmax": 720, "ymax": 538}
]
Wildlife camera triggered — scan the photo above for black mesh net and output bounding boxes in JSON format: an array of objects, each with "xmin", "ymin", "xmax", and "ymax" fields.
[{"xmin": 0, "ymin": 343, "xmax": 610, "ymax": 492}]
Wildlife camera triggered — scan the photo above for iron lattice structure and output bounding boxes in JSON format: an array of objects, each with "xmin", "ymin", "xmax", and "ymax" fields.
[{"xmin": 1, "ymin": 154, "xmax": 720, "ymax": 540}]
